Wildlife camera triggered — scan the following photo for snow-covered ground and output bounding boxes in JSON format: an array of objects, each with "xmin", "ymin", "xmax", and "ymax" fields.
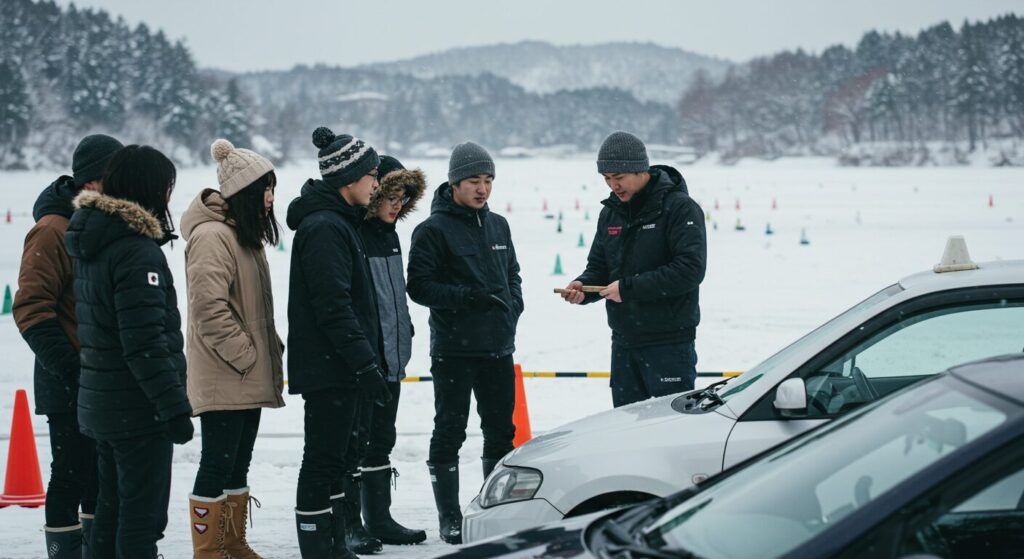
[{"xmin": 0, "ymin": 156, "xmax": 1022, "ymax": 558}]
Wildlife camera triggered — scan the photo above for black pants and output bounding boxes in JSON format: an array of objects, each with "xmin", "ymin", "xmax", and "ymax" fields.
[
  {"xmin": 359, "ymin": 381, "xmax": 401, "ymax": 468},
  {"xmin": 45, "ymin": 413, "xmax": 98, "ymax": 527},
  {"xmin": 428, "ymin": 355, "xmax": 516, "ymax": 464},
  {"xmin": 296, "ymin": 389, "xmax": 360, "ymax": 512},
  {"xmin": 192, "ymin": 408, "xmax": 261, "ymax": 498},
  {"xmin": 610, "ymin": 341, "xmax": 697, "ymax": 408},
  {"xmin": 92, "ymin": 436, "xmax": 173, "ymax": 559}
]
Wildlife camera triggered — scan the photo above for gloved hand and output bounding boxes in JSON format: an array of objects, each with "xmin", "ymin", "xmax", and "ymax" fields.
[
  {"xmin": 355, "ymin": 363, "xmax": 393, "ymax": 406},
  {"xmin": 167, "ymin": 414, "xmax": 194, "ymax": 445},
  {"xmin": 466, "ymin": 287, "xmax": 511, "ymax": 313}
]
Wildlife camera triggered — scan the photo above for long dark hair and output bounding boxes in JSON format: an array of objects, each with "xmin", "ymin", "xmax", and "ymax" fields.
[
  {"xmin": 101, "ymin": 145, "xmax": 176, "ymax": 234},
  {"xmin": 224, "ymin": 171, "xmax": 280, "ymax": 249}
]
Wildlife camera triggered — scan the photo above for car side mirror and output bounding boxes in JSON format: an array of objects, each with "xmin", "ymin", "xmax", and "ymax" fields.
[{"xmin": 773, "ymin": 378, "xmax": 807, "ymax": 417}]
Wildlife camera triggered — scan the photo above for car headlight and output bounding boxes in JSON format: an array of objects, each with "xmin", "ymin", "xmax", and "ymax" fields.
[{"xmin": 479, "ymin": 464, "xmax": 543, "ymax": 508}]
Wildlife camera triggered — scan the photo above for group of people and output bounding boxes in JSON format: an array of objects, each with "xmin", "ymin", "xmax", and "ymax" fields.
[{"xmin": 12, "ymin": 127, "xmax": 706, "ymax": 558}]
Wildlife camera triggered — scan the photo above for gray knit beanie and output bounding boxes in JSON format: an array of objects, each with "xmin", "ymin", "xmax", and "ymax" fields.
[
  {"xmin": 448, "ymin": 141, "xmax": 495, "ymax": 185},
  {"xmin": 596, "ymin": 131, "xmax": 649, "ymax": 174},
  {"xmin": 210, "ymin": 139, "xmax": 275, "ymax": 198}
]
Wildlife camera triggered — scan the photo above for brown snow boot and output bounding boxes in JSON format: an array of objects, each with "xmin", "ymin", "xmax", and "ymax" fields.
[
  {"xmin": 224, "ymin": 487, "xmax": 263, "ymax": 558},
  {"xmin": 189, "ymin": 494, "xmax": 231, "ymax": 558}
]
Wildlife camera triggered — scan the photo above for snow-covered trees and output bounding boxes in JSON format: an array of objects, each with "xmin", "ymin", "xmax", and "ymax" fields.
[
  {"xmin": 679, "ymin": 15, "xmax": 1024, "ymax": 159},
  {"xmin": 0, "ymin": 0, "xmax": 251, "ymax": 168}
]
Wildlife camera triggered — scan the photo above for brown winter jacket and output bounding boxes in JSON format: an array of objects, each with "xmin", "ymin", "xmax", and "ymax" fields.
[
  {"xmin": 13, "ymin": 177, "xmax": 82, "ymax": 414},
  {"xmin": 181, "ymin": 189, "xmax": 285, "ymax": 415}
]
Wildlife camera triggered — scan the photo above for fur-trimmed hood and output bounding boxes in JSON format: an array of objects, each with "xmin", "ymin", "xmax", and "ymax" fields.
[
  {"xmin": 65, "ymin": 191, "xmax": 166, "ymax": 261},
  {"xmin": 366, "ymin": 168, "xmax": 426, "ymax": 221}
]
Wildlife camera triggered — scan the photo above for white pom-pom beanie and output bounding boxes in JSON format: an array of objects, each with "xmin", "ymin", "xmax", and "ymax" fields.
[{"xmin": 210, "ymin": 138, "xmax": 275, "ymax": 198}]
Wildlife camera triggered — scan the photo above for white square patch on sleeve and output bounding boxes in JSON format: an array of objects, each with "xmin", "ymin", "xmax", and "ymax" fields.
[{"xmin": 148, "ymin": 272, "xmax": 160, "ymax": 286}]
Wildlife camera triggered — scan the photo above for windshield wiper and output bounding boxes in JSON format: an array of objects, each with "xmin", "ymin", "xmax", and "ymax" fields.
[
  {"xmin": 595, "ymin": 515, "xmax": 702, "ymax": 559},
  {"xmin": 605, "ymin": 543, "xmax": 697, "ymax": 558},
  {"xmin": 691, "ymin": 379, "xmax": 729, "ymax": 408}
]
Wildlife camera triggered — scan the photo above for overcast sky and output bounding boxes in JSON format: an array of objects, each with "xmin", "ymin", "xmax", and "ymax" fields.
[{"xmin": 57, "ymin": 0, "xmax": 1023, "ymax": 71}]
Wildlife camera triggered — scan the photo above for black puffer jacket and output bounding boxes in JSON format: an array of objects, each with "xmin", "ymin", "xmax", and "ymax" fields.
[
  {"xmin": 286, "ymin": 179, "xmax": 382, "ymax": 394},
  {"xmin": 64, "ymin": 191, "xmax": 191, "ymax": 440},
  {"xmin": 407, "ymin": 183, "xmax": 523, "ymax": 359},
  {"xmin": 577, "ymin": 165, "xmax": 706, "ymax": 348}
]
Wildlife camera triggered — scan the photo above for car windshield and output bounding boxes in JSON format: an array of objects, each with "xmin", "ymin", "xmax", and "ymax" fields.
[
  {"xmin": 645, "ymin": 375, "xmax": 1016, "ymax": 559},
  {"xmin": 715, "ymin": 284, "xmax": 904, "ymax": 404}
]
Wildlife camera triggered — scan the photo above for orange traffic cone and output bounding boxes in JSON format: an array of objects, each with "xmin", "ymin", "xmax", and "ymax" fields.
[
  {"xmin": 0, "ymin": 390, "xmax": 46, "ymax": 507},
  {"xmin": 5, "ymin": 209, "xmax": 10, "ymax": 224},
  {"xmin": 512, "ymin": 364, "xmax": 532, "ymax": 448}
]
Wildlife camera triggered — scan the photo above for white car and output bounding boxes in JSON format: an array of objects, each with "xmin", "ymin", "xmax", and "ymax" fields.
[{"xmin": 462, "ymin": 240, "xmax": 1024, "ymax": 543}]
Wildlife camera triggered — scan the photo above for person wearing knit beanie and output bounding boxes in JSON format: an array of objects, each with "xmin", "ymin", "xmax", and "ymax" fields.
[
  {"xmin": 406, "ymin": 141, "xmax": 522, "ymax": 545},
  {"xmin": 14, "ymin": 132, "xmax": 121, "ymax": 556},
  {"xmin": 73, "ymin": 133, "xmax": 124, "ymax": 188},
  {"xmin": 350, "ymin": 154, "xmax": 428, "ymax": 546},
  {"xmin": 179, "ymin": 138, "xmax": 283, "ymax": 558},
  {"xmin": 287, "ymin": 127, "xmax": 391, "ymax": 557},
  {"xmin": 561, "ymin": 130, "xmax": 707, "ymax": 409}
]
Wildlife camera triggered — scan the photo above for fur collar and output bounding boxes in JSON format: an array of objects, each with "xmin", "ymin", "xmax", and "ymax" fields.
[
  {"xmin": 367, "ymin": 168, "xmax": 426, "ymax": 221},
  {"xmin": 73, "ymin": 190, "xmax": 164, "ymax": 240}
]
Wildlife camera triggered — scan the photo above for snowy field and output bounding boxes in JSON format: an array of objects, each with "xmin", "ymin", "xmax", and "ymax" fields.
[{"xmin": 1, "ymin": 156, "xmax": 1022, "ymax": 557}]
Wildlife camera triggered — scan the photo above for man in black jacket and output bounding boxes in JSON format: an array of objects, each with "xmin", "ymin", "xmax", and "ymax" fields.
[
  {"xmin": 562, "ymin": 131, "xmax": 706, "ymax": 408},
  {"xmin": 287, "ymin": 127, "xmax": 391, "ymax": 559},
  {"xmin": 14, "ymin": 134, "xmax": 121, "ymax": 557},
  {"xmin": 407, "ymin": 141, "xmax": 524, "ymax": 545}
]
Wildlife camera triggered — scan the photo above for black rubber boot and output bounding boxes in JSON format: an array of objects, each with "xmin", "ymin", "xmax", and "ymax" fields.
[
  {"xmin": 334, "ymin": 483, "xmax": 382, "ymax": 555},
  {"xmin": 296, "ymin": 509, "xmax": 347, "ymax": 559},
  {"xmin": 44, "ymin": 524, "xmax": 82, "ymax": 558},
  {"xmin": 80, "ymin": 514, "xmax": 95, "ymax": 559},
  {"xmin": 360, "ymin": 465, "xmax": 427, "ymax": 545},
  {"xmin": 428, "ymin": 462, "xmax": 463, "ymax": 545},
  {"xmin": 482, "ymin": 458, "xmax": 499, "ymax": 480}
]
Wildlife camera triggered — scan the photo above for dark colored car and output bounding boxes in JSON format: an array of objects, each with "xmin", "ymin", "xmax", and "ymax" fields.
[{"xmin": 436, "ymin": 354, "xmax": 1024, "ymax": 559}]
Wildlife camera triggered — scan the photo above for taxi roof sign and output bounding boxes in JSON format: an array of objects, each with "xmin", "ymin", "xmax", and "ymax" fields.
[{"xmin": 934, "ymin": 235, "xmax": 979, "ymax": 273}]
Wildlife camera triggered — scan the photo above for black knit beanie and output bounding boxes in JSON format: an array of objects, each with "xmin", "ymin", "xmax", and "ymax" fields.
[
  {"xmin": 596, "ymin": 131, "xmax": 649, "ymax": 174},
  {"xmin": 378, "ymin": 155, "xmax": 405, "ymax": 179},
  {"xmin": 72, "ymin": 134, "xmax": 124, "ymax": 187},
  {"xmin": 312, "ymin": 127, "xmax": 380, "ymax": 188},
  {"xmin": 448, "ymin": 141, "xmax": 495, "ymax": 185}
]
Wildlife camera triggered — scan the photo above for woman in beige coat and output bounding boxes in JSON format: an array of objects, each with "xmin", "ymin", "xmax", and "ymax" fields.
[{"xmin": 182, "ymin": 139, "xmax": 285, "ymax": 559}]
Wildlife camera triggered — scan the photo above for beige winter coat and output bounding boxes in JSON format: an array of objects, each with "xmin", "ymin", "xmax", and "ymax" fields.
[{"xmin": 181, "ymin": 189, "xmax": 285, "ymax": 414}]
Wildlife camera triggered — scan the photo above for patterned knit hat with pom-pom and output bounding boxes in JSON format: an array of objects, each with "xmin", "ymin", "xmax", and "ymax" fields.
[
  {"xmin": 311, "ymin": 126, "xmax": 380, "ymax": 188},
  {"xmin": 210, "ymin": 139, "xmax": 275, "ymax": 199}
]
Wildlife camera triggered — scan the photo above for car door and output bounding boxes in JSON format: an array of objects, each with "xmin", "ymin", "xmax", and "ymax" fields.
[{"xmin": 722, "ymin": 285, "xmax": 1024, "ymax": 470}]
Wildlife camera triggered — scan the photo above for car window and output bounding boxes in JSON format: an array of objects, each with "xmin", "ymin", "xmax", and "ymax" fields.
[
  {"xmin": 804, "ymin": 301, "xmax": 1024, "ymax": 417},
  {"xmin": 645, "ymin": 376, "xmax": 1015, "ymax": 559},
  {"xmin": 720, "ymin": 284, "xmax": 904, "ymax": 406},
  {"xmin": 896, "ymin": 458, "xmax": 1024, "ymax": 558},
  {"xmin": 950, "ymin": 466, "xmax": 1024, "ymax": 513}
]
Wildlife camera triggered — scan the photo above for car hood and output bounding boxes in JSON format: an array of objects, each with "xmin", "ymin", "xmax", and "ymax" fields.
[
  {"xmin": 505, "ymin": 393, "xmax": 727, "ymax": 467},
  {"xmin": 434, "ymin": 511, "xmax": 604, "ymax": 558}
]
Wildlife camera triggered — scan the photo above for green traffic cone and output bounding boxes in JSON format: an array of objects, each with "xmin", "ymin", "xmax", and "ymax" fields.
[
  {"xmin": 553, "ymin": 254, "xmax": 564, "ymax": 275},
  {"xmin": 577, "ymin": 233, "xmax": 585, "ymax": 247},
  {"xmin": 277, "ymin": 238, "xmax": 286, "ymax": 252},
  {"xmin": 584, "ymin": 210, "xmax": 590, "ymax": 221},
  {"xmin": 2, "ymin": 285, "xmax": 12, "ymax": 315}
]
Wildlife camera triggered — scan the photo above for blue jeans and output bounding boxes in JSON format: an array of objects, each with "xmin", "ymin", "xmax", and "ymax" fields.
[{"xmin": 610, "ymin": 341, "xmax": 697, "ymax": 407}]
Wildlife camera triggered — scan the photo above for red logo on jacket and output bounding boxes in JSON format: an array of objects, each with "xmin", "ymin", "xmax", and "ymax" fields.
[{"xmin": 607, "ymin": 226, "xmax": 622, "ymax": 236}]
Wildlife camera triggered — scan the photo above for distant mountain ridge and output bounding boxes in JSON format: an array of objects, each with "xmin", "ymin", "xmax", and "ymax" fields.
[{"xmin": 363, "ymin": 41, "xmax": 731, "ymax": 106}]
